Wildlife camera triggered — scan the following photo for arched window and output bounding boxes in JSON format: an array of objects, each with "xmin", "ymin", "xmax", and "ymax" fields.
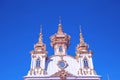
[
  {"xmin": 83, "ymin": 58, "xmax": 88, "ymax": 68},
  {"xmin": 36, "ymin": 58, "xmax": 40, "ymax": 68},
  {"xmin": 59, "ymin": 46, "xmax": 63, "ymax": 52}
]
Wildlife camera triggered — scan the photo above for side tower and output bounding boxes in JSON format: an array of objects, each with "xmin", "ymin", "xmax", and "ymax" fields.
[
  {"xmin": 24, "ymin": 27, "xmax": 47, "ymax": 80},
  {"xmin": 50, "ymin": 23, "xmax": 70, "ymax": 56},
  {"xmin": 76, "ymin": 28, "xmax": 101, "ymax": 79}
]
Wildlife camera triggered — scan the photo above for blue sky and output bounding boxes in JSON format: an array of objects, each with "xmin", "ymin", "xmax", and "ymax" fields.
[{"xmin": 0, "ymin": 0, "xmax": 120, "ymax": 80}]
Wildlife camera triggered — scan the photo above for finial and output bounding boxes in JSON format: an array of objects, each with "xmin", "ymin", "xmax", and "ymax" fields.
[
  {"xmin": 40, "ymin": 24, "xmax": 42, "ymax": 34},
  {"xmin": 79, "ymin": 25, "xmax": 85, "ymax": 44},
  {"xmin": 59, "ymin": 16, "xmax": 62, "ymax": 24},
  {"xmin": 80, "ymin": 25, "xmax": 82, "ymax": 33},
  {"xmin": 39, "ymin": 24, "xmax": 43, "ymax": 43}
]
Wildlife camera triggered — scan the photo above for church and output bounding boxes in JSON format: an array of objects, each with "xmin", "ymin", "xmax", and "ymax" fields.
[{"xmin": 24, "ymin": 22, "xmax": 101, "ymax": 80}]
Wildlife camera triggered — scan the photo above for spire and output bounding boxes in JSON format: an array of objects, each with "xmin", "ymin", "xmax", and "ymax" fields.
[
  {"xmin": 57, "ymin": 17, "xmax": 63, "ymax": 34},
  {"xmin": 38, "ymin": 25, "xmax": 43, "ymax": 43},
  {"xmin": 79, "ymin": 25, "xmax": 85, "ymax": 44},
  {"xmin": 58, "ymin": 24, "xmax": 63, "ymax": 34}
]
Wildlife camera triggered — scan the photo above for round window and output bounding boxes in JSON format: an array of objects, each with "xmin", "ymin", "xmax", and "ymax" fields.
[{"xmin": 58, "ymin": 60, "xmax": 68, "ymax": 69}]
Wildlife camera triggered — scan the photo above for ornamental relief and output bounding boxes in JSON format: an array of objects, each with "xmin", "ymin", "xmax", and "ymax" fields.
[{"xmin": 52, "ymin": 69, "xmax": 73, "ymax": 77}]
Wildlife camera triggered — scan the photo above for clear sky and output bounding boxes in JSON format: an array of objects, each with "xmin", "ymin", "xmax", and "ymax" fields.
[{"xmin": 0, "ymin": 0, "xmax": 120, "ymax": 80}]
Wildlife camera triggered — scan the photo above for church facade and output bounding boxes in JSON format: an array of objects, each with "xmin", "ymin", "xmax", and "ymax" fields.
[{"xmin": 24, "ymin": 22, "xmax": 101, "ymax": 80}]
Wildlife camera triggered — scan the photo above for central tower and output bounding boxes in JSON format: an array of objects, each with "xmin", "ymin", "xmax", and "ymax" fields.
[{"xmin": 50, "ymin": 23, "xmax": 70, "ymax": 56}]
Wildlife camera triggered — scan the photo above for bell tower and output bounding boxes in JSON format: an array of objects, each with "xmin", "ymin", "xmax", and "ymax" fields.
[
  {"xmin": 50, "ymin": 22, "xmax": 70, "ymax": 56},
  {"xmin": 76, "ymin": 27, "xmax": 96, "ymax": 76},
  {"xmin": 27, "ymin": 26, "xmax": 47, "ymax": 76}
]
